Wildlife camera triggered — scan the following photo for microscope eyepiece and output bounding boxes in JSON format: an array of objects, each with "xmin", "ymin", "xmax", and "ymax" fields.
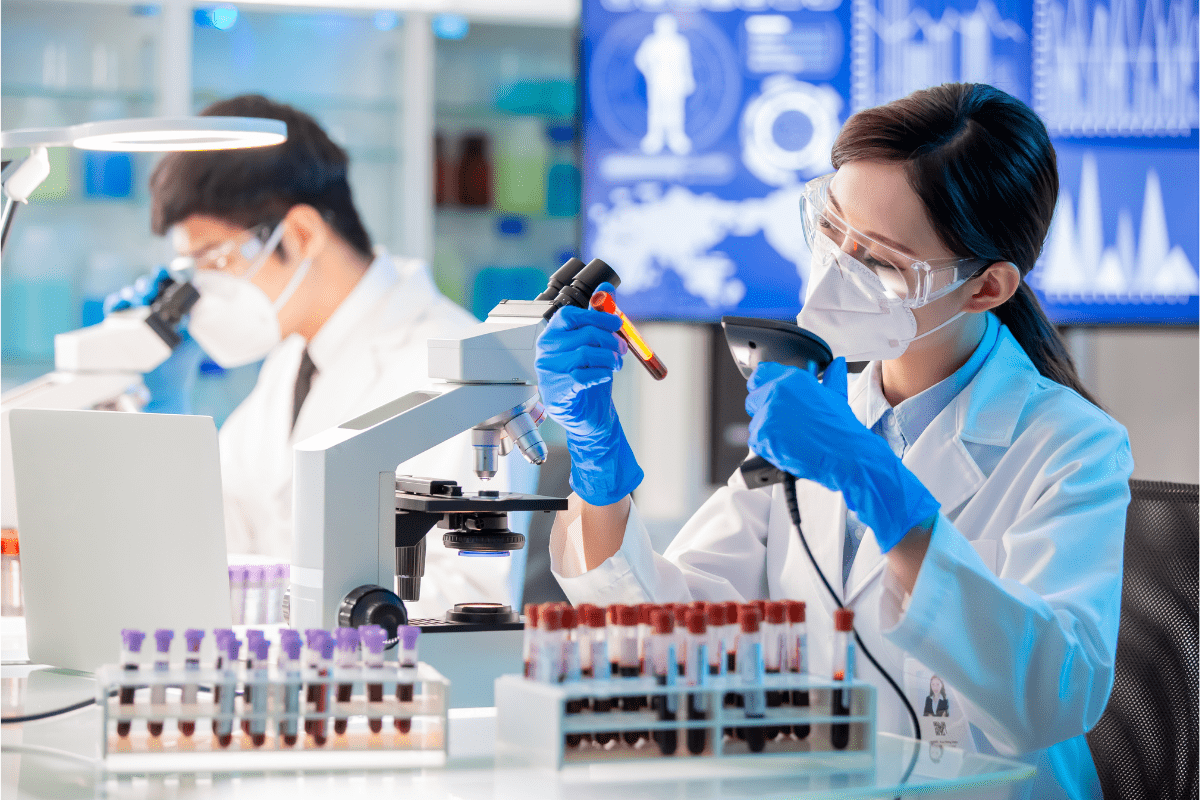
[
  {"xmin": 536, "ymin": 257, "xmax": 587, "ymax": 301},
  {"xmin": 543, "ymin": 258, "xmax": 622, "ymax": 320}
]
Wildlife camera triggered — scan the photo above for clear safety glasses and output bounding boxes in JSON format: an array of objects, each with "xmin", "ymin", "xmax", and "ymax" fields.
[
  {"xmin": 189, "ymin": 223, "xmax": 283, "ymax": 277},
  {"xmin": 799, "ymin": 174, "xmax": 989, "ymax": 307}
]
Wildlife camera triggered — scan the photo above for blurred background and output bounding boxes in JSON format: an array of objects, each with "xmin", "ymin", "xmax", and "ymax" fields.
[{"xmin": 1, "ymin": 0, "xmax": 1196, "ymax": 552}]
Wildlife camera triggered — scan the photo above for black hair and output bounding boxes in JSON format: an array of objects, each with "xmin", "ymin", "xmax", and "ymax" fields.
[
  {"xmin": 831, "ymin": 83, "xmax": 1098, "ymax": 406},
  {"xmin": 149, "ymin": 94, "xmax": 373, "ymax": 260}
]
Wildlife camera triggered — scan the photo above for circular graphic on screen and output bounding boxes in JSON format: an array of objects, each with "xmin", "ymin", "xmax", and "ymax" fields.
[
  {"xmin": 740, "ymin": 76, "xmax": 841, "ymax": 186},
  {"xmin": 589, "ymin": 12, "xmax": 743, "ymax": 155}
]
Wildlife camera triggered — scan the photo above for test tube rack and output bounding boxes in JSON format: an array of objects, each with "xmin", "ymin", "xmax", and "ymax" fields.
[
  {"xmin": 495, "ymin": 673, "xmax": 875, "ymax": 769},
  {"xmin": 95, "ymin": 661, "xmax": 448, "ymax": 773}
]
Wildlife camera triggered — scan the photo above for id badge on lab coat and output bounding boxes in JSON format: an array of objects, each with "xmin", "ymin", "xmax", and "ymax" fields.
[{"xmin": 903, "ymin": 658, "xmax": 975, "ymax": 752}]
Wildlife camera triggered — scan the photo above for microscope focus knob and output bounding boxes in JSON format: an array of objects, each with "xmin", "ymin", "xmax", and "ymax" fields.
[{"xmin": 338, "ymin": 585, "xmax": 408, "ymax": 646}]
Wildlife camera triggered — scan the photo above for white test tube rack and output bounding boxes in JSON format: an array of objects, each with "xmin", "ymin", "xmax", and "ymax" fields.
[
  {"xmin": 95, "ymin": 661, "xmax": 448, "ymax": 773},
  {"xmin": 495, "ymin": 673, "xmax": 876, "ymax": 769}
]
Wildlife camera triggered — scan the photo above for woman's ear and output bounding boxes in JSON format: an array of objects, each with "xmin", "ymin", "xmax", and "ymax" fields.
[
  {"xmin": 962, "ymin": 262, "xmax": 1021, "ymax": 313},
  {"xmin": 281, "ymin": 204, "xmax": 329, "ymax": 264}
]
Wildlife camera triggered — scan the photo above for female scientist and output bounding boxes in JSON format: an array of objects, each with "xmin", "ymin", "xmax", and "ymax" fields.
[{"xmin": 535, "ymin": 83, "xmax": 1132, "ymax": 799}]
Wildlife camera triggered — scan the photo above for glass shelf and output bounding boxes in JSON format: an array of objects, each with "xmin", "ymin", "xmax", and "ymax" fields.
[{"xmin": 1, "ymin": 84, "xmax": 155, "ymax": 104}]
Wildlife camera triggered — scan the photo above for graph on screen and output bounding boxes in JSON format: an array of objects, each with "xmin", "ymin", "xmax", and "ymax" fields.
[
  {"xmin": 1033, "ymin": 0, "xmax": 1199, "ymax": 136},
  {"xmin": 852, "ymin": 0, "xmax": 1031, "ymax": 109}
]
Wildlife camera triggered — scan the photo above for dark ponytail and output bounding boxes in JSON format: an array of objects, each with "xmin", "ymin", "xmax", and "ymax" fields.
[{"xmin": 831, "ymin": 83, "xmax": 1100, "ymax": 407}]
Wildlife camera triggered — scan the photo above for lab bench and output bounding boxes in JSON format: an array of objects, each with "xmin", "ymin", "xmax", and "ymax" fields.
[{"xmin": 2, "ymin": 617, "xmax": 1035, "ymax": 799}]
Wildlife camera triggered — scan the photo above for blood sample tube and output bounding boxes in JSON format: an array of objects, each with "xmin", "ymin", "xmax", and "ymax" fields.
[
  {"xmin": 684, "ymin": 608, "xmax": 710, "ymax": 755},
  {"xmin": 303, "ymin": 630, "xmax": 325, "ymax": 738},
  {"xmin": 359, "ymin": 625, "xmax": 387, "ymax": 734},
  {"xmin": 647, "ymin": 610, "xmax": 679, "ymax": 756},
  {"xmin": 117, "ymin": 629, "xmax": 145, "ymax": 738},
  {"xmin": 606, "ymin": 604, "xmax": 626, "ymax": 677},
  {"xmin": 705, "ymin": 605, "xmax": 725, "ymax": 678},
  {"xmin": 215, "ymin": 637, "xmax": 240, "ymax": 748},
  {"xmin": 589, "ymin": 289, "xmax": 668, "ymax": 380},
  {"xmin": 831, "ymin": 608, "xmax": 855, "ymax": 750},
  {"xmin": 249, "ymin": 636, "xmax": 270, "ymax": 747},
  {"xmin": 211, "ymin": 629, "xmax": 234, "ymax": 737},
  {"xmin": 785, "ymin": 600, "xmax": 810, "ymax": 740},
  {"xmin": 670, "ymin": 605, "xmax": 689, "ymax": 677},
  {"xmin": 312, "ymin": 634, "xmax": 335, "ymax": 746},
  {"xmin": 739, "ymin": 606, "xmax": 767, "ymax": 753},
  {"xmin": 763, "ymin": 602, "xmax": 786, "ymax": 740},
  {"xmin": 523, "ymin": 603, "xmax": 540, "ymax": 679},
  {"xmin": 148, "ymin": 629, "xmax": 173, "ymax": 737},
  {"xmin": 537, "ymin": 604, "xmax": 564, "ymax": 683},
  {"xmin": 179, "ymin": 628, "xmax": 204, "ymax": 737},
  {"xmin": 636, "ymin": 603, "xmax": 654, "ymax": 672},
  {"xmin": 721, "ymin": 602, "xmax": 742, "ymax": 738},
  {"xmin": 396, "ymin": 625, "xmax": 419, "ymax": 734},
  {"xmin": 562, "ymin": 607, "xmax": 585, "ymax": 748},
  {"xmin": 616, "ymin": 604, "xmax": 645, "ymax": 746},
  {"xmin": 586, "ymin": 605, "xmax": 616, "ymax": 747},
  {"xmin": 278, "ymin": 629, "xmax": 303, "ymax": 747},
  {"xmin": 242, "ymin": 630, "xmax": 265, "ymax": 736},
  {"xmin": 334, "ymin": 627, "xmax": 360, "ymax": 736}
]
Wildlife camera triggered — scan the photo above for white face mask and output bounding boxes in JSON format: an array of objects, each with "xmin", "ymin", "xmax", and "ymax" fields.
[
  {"xmin": 797, "ymin": 233, "xmax": 965, "ymax": 362},
  {"xmin": 186, "ymin": 222, "xmax": 313, "ymax": 368}
]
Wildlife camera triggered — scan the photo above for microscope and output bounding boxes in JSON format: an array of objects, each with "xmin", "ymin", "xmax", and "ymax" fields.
[{"xmin": 288, "ymin": 257, "xmax": 620, "ymax": 650}]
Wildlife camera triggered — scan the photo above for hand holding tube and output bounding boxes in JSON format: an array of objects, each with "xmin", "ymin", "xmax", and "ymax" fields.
[
  {"xmin": 744, "ymin": 358, "xmax": 939, "ymax": 552},
  {"xmin": 535, "ymin": 290, "xmax": 644, "ymax": 506}
]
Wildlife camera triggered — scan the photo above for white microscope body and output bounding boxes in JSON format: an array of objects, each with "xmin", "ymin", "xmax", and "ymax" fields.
[{"xmin": 288, "ymin": 298, "xmax": 556, "ymax": 631}]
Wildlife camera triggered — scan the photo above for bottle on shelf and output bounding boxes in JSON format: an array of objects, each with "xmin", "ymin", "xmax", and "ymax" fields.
[
  {"xmin": 494, "ymin": 118, "xmax": 547, "ymax": 216},
  {"xmin": 457, "ymin": 133, "xmax": 492, "ymax": 207},
  {"xmin": 545, "ymin": 124, "xmax": 580, "ymax": 218}
]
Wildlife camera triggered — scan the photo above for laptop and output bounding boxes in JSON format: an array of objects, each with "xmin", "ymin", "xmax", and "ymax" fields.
[{"xmin": 7, "ymin": 409, "xmax": 232, "ymax": 672}]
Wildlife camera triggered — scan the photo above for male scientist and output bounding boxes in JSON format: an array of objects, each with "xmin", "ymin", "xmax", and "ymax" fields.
[{"xmin": 111, "ymin": 95, "xmax": 518, "ymax": 617}]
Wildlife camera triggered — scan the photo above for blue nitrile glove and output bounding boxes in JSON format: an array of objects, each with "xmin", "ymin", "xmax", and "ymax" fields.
[
  {"xmin": 535, "ymin": 284, "xmax": 644, "ymax": 506},
  {"xmin": 104, "ymin": 267, "xmax": 205, "ymax": 415},
  {"xmin": 745, "ymin": 358, "xmax": 940, "ymax": 552}
]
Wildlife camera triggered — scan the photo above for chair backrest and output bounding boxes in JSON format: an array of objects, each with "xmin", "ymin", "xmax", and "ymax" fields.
[{"xmin": 1087, "ymin": 479, "xmax": 1198, "ymax": 800}]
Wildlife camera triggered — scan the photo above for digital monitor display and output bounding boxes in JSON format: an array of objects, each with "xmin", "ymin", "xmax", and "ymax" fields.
[{"xmin": 581, "ymin": 0, "xmax": 1199, "ymax": 325}]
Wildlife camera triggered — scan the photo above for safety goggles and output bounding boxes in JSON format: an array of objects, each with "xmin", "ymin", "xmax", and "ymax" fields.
[
  {"xmin": 188, "ymin": 222, "xmax": 285, "ymax": 277},
  {"xmin": 800, "ymin": 174, "xmax": 989, "ymax": 307}
]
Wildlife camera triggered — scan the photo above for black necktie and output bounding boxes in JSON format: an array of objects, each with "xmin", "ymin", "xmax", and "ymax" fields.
[{"xmin": 292, "ymin": 348, "xmax": 318, "ymax": 433}]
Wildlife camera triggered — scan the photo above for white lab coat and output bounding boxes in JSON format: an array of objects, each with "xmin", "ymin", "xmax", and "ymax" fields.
[
  {"xmin": 552, "ymin": 324, "xmax": 1133, "ymax": 800},
  {"xmin": 219, "ymin": 253, "xmax": 521, "ymax": 619}
]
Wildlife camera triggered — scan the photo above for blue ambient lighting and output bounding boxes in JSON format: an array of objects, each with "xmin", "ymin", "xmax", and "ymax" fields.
[
  {"xmin": 195, "ymin": 6, "xmax": 238, "ymax": 30},
  {"xmin": 432, "ymin": 13, "xmax": 469, "ymax": 40},
  {"xmin": 458, "ymin": 551, "xmax": 511, "ymax": 557},
  {"xmin": 373, "ymin": 10, "xmax": 399, "ymax": 31}
]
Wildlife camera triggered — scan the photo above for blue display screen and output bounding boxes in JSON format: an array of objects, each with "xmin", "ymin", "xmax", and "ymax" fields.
[{"xmin": 581, "ymin": 0, "xmax": 1199, "ymax": 326}]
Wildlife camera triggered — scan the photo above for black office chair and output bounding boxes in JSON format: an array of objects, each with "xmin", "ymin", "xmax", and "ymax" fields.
[{"xmin": 1087, "ymin": 479, "xmax": 1198, "ymax": 800}]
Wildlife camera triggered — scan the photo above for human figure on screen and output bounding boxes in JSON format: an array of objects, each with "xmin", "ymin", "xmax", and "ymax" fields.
[{"xmin": 636, "ymin": 14, "xmax": 695, "ymax": 156}]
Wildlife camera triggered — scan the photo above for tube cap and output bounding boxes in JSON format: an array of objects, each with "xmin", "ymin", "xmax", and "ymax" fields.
[
  {"xmin": 651, "ymin": 609, "xmax": 673, "ymax": 635},
  {"xmin": 226, "ymin": 637, "xmax": 242, "ymax": 661},
  {"xmin": 305, "ymin": 629, "xmax": 326, "ymax": 650},
  {"xmin": 121, "ymin": 629, "xmax": 146, "ymax": 652},
  {"xmin": 562, "ymin": 607, "xmax": 578, "ymax": 630},
  {"xmin": 687, "ymin": 608, "xmax": 707, "ymax": 635},
  {"xmin": 213, "ymin": 629, "xmax": 235, "ymax": 651},
  {"xmin": 706, "ymin": 604, "xmax": 725, "ymax": 628},
  {"xmin": 671, "ymin": 604, "xmax": 689, "ymax": 628},
  {"xmin": 539, "ymin": 605, "xmax": 563, "ymax": 631},
  {"xmin": 184, "ymin": 628, "xmax": 205, "ymax": 653},
  {"xmin": 637, "ymin": 603, "xmax": 654, "ymax": 626},
  {"xmin": 689, "ymin": 600, "xmax": 708, "ymax": 613},
  {"xmin": 721, "ymin": 601, "xmax": 740, "ymax": 624},
  {"xmin": 1, "ymin": 533, "xmax": 18, "ymax": 555},
  {"xmin": 279, "ymin": 629, "xmax": 303, "ymax": 660},
  {"xmin": 247, "ymin": 565, "xmax": 265, "ymax": 583},
  {"xmin": 153, "ymin": 629, "xmax": 174, "ymax": 653},
  {"xmin": 359, "ymin": 625, "xmax": 387, "ymax": 655},
  {"xmin": 246, "ymin": 629, "xmax": 266, "ymax": 648},
  {"xmin": 834, "ymin": 607, "xmax": 855, "ymax": 632},
  {"xmin": 252, "ymin": 637, "xmax": 270, "ymax": 661},
  {"xmin": 784, "ymin": 600, "xmax": 806, "ymax": 624},
  {"xmin": 335, "ymin": 626, "xmax": 360, "ymax": 652},
  {"xmin": 576, "ymin": 603, "xmax": 597, "ymax": 619},
  {"xmin": 319, "ymin": 636, "xmax": 336, "ymax": 660},
  {"xmin": 617, "ymin": 605, "xmax": 638, "ymax": 627},
  {"xmin": 765, "ymin": 601, "xmax": 785, "ymax": 625},
  {"xmin": 524, "ymin": 603, "xmax": 540, "ymax": 628},
  {"xmin": 739, "ymin": 605, "xmax": 762, "ymax": 634},
  {"xmin": 608, "ymin": 604, "xmax": 626, "ymax": 625},
  {"xmin": 586, "ymin": 606, "xmax": 606, "ymax": 628},
  {"xmin": 400, "ymin": 625, "xmax": 420, "ymax": 650}
]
